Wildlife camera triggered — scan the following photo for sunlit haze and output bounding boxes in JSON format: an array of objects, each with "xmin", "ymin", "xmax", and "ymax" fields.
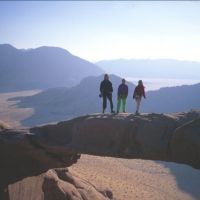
[{"xmin": 0, "ymin": 1, "xmax": 200, "ymax": 62}]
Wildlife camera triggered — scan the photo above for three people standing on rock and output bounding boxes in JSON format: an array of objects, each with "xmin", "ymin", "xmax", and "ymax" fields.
[{"xmin": 100, "ymin": 74, "xmax": 146, "ymax": 114}]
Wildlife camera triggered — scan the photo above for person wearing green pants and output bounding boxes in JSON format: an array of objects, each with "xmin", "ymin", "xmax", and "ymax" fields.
[{"xmin": 117, "ymin": 78, "xmax": 128, "ymax": 113}]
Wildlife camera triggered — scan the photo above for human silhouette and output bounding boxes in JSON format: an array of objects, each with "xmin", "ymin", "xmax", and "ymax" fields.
[
  {"xmin": 100, "ymin": 74, "xmax": 115, "ymax": 113},
  {"xmin": 117, "ymin": 78, "xmax": 128, "ymax": 113},
  {"xmin": 133, "ymin": 80, "xmax": 146, "ymax": 115}
]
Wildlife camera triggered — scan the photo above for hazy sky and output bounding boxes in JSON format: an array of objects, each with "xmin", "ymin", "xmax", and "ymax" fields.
[{"xmin": 0, "ymin": 1, "xmax": 200, "ymax": 62}]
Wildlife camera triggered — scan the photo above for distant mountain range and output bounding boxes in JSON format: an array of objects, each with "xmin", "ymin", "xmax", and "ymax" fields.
[
  {"xmin": 142, "ymin": 83, "xmax": 200, "ymax": 113},
  {"xmin": 96, "ymin": 59, "xmax": 200, "ymax": 79},
  {"xmin": 11, "ymin": 75, "xmax": 200, "ymax": 126},
  {"xmin": 0, "ymin": 44, "xmax": 103, "ymax": 92}
]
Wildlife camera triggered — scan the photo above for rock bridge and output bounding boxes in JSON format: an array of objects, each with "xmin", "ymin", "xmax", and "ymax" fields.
[{"xmin": 1, "ymin": 110, "xmax": 200, "ymax": 199}]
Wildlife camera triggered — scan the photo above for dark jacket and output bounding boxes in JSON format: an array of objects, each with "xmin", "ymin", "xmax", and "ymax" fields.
[
  {"xmin": 118, "ymin": 83, "xmax": 128, "ymax": 98},
  {"xmin": 100, "ymin": 80, "xmax": 113, "ymax": 95},
  {"xmin": 133, "ymin": 85, "xmax": 146, "ymax": 98}
]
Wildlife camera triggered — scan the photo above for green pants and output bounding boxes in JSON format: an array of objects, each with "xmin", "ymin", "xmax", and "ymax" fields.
[{"xmin": 117, "ymin": 96, "xmax": 127, "ymax": 112}]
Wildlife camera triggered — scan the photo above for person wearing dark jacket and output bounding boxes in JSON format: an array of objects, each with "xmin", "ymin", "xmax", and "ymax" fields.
[
  {"xmin": 100, "ymin": 74, "xmax": 115, "ymax": 113},
  {"xmin": 117, "ymin": 78, "xmax": 128, "ymax": 113},
  {"xmin": 133, "ymin": 80, "xmax": 146, "ymax": 115}
]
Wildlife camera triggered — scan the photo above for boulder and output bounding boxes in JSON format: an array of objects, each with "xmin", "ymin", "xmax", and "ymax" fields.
[
  {"xmin": 0, "ymin": 129, "xmax": 80, "ymax": 198},
  {"xmin": 8, "ymin": 168, "xmax": 112, "ymax": 200}
]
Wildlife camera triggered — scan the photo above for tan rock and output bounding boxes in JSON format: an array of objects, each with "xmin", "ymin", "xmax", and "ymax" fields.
[{"xmin": 8, "ymin": 168, "xmax": 112, "ymax": 200}]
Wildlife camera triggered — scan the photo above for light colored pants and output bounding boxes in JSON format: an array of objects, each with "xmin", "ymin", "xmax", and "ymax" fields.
[
  {"xmin": 135, "ymin": 97, "xmax": 141, "ymax": 113},
  {"xmin": 117, "ymin": 96, "xmax": 126, "ymax": 112}
]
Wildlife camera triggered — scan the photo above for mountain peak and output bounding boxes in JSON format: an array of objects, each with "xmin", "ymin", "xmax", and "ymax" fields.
[
  {"xmin": 32, "ymin": 46, "xmax": 71, "ymax": 55},
  {"xmin": 0, "ymin": 43, "xmax": 17, "ymax": 51},
  {"xmin": 0, "ymin": 44, "xmax": 103, "ymax": 92}
]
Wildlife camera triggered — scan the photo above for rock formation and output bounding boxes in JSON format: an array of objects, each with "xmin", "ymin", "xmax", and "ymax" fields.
[
  {"xmin": 8, "ymin": 168, "xmax": 112, "ymax": 200},
  {"xmin": 0, "ymin": 129, "xmax": 80, "ymax": 199},
  {"xmin": 0, "ymin": 110, "xmax": 200, "ymax": 199},
  {"xmin": 31, "ymin": 110, "xmax": 200, "ymax": 168}
]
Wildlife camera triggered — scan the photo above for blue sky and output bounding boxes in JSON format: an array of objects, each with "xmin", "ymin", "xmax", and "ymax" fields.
[{"xmin": 0, "ymin": 1, "xmax": 200, "ymax": 62}]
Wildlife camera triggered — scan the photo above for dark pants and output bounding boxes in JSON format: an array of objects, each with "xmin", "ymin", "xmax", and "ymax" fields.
[{"xmin": 102, "ymin": 93, "xmax": 113, "ymax": 112}]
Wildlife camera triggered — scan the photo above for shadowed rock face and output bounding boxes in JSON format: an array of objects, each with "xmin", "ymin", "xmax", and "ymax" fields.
[
  {"xmin": 31, "ymin": 114, "xmax": 176, "ymax": 159},
  {"xmin": 0, "ymin": 129, "xmax": 80, "ymax": 198},
  {"xmin": 30, "ymin": 110, "xmax": 200, "ymax": 169},
  {"xmin": 170, "ymin": 118, "xmax": 200, "ymax": 168}
]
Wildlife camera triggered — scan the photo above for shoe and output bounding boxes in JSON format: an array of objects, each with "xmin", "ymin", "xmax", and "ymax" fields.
[
  {"xmin": 111, "ymin": 110, "xmax": 115, "ymax": 113},
  {"xmin": 135, "ymin": 111, "xmax": 139, "ymax": 115},
  {"xmin": 117, "ymin": 111, "xmax": 119, "ymax": 114},
  {"xmin": 102, "ymin": 109, "xmax": 105, "ymax": 114}
]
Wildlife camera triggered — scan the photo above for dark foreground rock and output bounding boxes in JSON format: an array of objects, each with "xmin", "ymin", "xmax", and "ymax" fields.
[
  {"xmin": 0, "ymin": 129, "xmax": 80, "ymax": 199},
  {"xmin": 170, "ymin": 118, "xmax": 200, "ymax": 168}
]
